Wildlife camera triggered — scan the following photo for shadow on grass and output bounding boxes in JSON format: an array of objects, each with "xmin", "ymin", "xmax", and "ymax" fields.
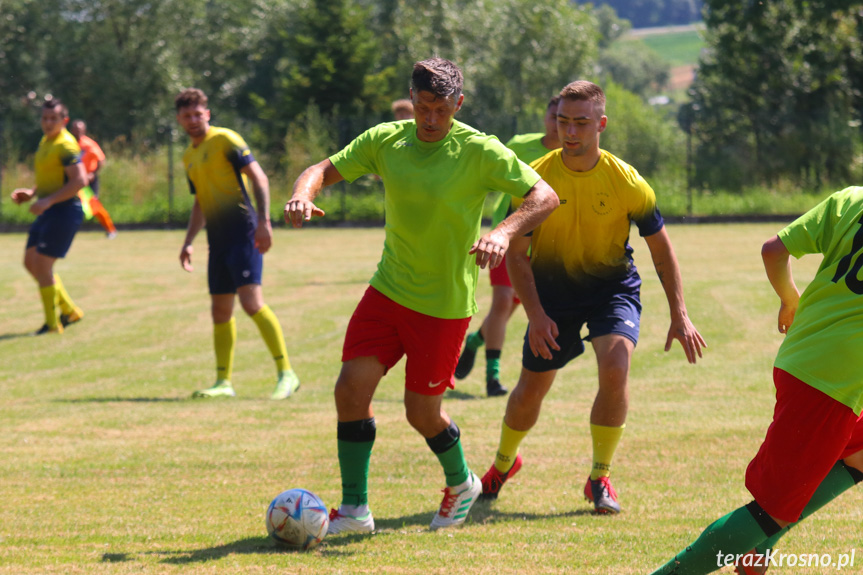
[
  {"xmin": 155, "ymin": 536, "xmax": 358, "ymax": 564},
  {"xmin": 0, "ymin": 331, "xmax": 36, "ymax": 341},
  {"xmin": 469, "ymin": 501, "xmax": 596, "ymax": 524},
  {"xmin": 55, "ymin": 397, "xmax": 187, "ymax": 403},
  {"xmin": 152, "ymin": 507, "xmax": 591, "ymax": 565}
]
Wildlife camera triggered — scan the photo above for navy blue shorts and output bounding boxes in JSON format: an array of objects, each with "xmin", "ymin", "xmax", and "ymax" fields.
[
  {"xmin": 522, "ymin": 290, "xmax": 641, "ymax": 372},
  {"xmin": 26, "ymin": 198, "xmax": 84, "ymax": 258},
  {"xmin": 207, "ymin": 237, "xmax": 263, "ymax": 295}
]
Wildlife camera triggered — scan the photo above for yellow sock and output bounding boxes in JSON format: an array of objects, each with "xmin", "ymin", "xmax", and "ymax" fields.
[
  {"xmin": 590, "ymin": 423, "xmax": 625, "ymax": 480},
  {"xmin": 53, "ymin": 274, "xmax": 76, "ymax": 315},
  {"xmin": 39, "ymin": 285, "xmax": 60, "ymax": 330},
  {"xmin": 251, "ymin": 305, "xmax": 291, "ymax": 373},
  {"xmin": 494, "ymin": 419, "xmax": 529, "ymax": 473},
  {"xmin": 214, "ymin": 318, "xmax": 236, "ymax": 381}
]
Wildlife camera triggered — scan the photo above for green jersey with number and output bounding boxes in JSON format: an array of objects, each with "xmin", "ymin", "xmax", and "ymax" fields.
[{"xmin": 775, "ymin": 186, "xmax": 863, "ymax": 414}]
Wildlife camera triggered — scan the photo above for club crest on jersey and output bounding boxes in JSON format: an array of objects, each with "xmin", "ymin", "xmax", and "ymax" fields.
[{"xmin": 592, "ymin": 191, "xmax": 613, "ymax": 216}]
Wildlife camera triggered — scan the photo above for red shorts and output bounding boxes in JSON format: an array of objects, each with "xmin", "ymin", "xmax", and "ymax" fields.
[
  {"xmin": 342, "ymin": 287, "xmax": 470, "ymax": 396},
  {"xmin": 745, "ymin": 367, "xmax": 863, "ymax": 522},
  {"xmin": 489, "ymin": 254, "xmax": 520, "ymax": 304}
]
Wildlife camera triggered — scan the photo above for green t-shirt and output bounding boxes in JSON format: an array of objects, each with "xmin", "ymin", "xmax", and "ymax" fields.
[
  {"xmin": 774, "ymin": 186, "xmax": 863, "ymax": 415},
  {"xmin": 491, "ymin": 133, "xmax": 554, "ymax": 226},
  {"xmin": 330, "ymin": 119, "xmax": 540, "ymax": 319}
]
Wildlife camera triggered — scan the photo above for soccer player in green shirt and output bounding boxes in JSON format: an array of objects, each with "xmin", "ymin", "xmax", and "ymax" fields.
[
  {"xmin": 12, "ymin": 98, "xmax": 87, "ymax": 335},
  {"xmin": 285, "ymin": 58, "xmax": 559, "ymax": 534},
  {"xmin": 455, "ymin": 94, "xmax": 561, "ymax": 397},
  {"xmin": 650, "ymin": 187, "xmax": 863, "ymax": 574},
  {"xmin": 175, "ymin": 88, "xmax": 299, "ymax": 400}
]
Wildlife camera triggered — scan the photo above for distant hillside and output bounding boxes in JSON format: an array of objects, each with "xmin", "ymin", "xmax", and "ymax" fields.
[
  {"xmin": 624, "ymin": 24, "xmax": 705, "ymax": 91},
  {"xmin": 586, "ymin": 0, "xmax": 704, "ymax": 28}
]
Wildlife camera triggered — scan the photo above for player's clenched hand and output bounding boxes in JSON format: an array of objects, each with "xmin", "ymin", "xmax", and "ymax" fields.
[
  {"xmin": 777, "ymin": 301, "xmax": 797, "ymax": 334},
  {"xmin": 29, "ymin": 198, "xmax": 51, "ymax": 216},
  {"xmin": 527, "ymin": 312, "xmax": 560, "ymax": 360},
  {"xmin": 284, "ymin": 198, "xmax": 325, "ymax": 229},
  {"xmin": 11, "ymin": 188, "xmax": 34, "ymax": 204},
  {"xmin": 255, "ymin": 220, "xmax": 273, "ymax": 254},
  {"xmin": 664, "ymin": 315, "xmax": 706, "ymax": 364},
  {"xmin": 470, "ymin": 230, "xmax": 509, "ymax": 270},
  {"xmin": 179, "ymin": 244, "xmax": 194, "ymax": 272}
]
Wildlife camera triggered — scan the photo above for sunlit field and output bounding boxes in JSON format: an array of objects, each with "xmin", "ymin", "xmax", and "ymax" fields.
[{"xmin": 1, "ymin": 225, "xmax": 860, "ymax": 574}]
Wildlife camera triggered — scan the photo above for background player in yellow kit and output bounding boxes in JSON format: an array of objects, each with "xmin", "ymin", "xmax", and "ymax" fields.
[
  {"xmin": 175, "ymin": 88, "xmax": 299, "ymax": 400},
  {"xmin": 12, "ymin": 98, "xmax": 87, "ymax": 334}
]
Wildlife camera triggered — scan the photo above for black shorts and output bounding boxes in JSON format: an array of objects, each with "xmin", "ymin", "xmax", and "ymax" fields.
[
  {"xmin": 522, "ymin": 290, "xmax": 641, "ymax": 372},
  {"xmin": 207, "ymin": 236, "xmax": 263, "ymax": 294},
  {"xmin": 26, "ymin": 198, "xmax": 84, "ymax": 258}
]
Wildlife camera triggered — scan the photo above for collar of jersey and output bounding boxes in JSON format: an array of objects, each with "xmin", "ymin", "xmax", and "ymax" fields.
[{"xmin": 410, "ymin": 120, "xmax": 458, "ymax": 150}]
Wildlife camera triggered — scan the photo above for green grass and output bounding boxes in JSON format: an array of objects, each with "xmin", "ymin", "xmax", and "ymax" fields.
[
  {"xmin": 1, "ymin": 227, "xmax": 861, "ymax": 574},
  {"xmin": 625, "ymin": 27, "xmax": 706, "ymax": 68},
  {"xmin": 637, "ymin": 30, "xmax": 705, "ymax": 67}
]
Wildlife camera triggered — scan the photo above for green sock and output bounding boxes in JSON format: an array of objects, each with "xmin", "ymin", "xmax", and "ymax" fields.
[
  {"xmin": 337, "ymin": 419, "xmax": 376, "ymax": 507},
  {"xmin": 436, "ymin": 440, "xmax": 469, "ymax": 487},
  {"xmin": 755, "ymin": 460, "xmax": 861, "ymax": 554},
  {"xmin": 485, "ymin": 349, "xmax": 501, "ymax": 381},
  {"xmin": 427, "ymin": 422, "xmax": 469, "ymax": 487},
  {"xmin": 650, "ymin": 504, "xmax": 777, "ymax": 575},
  {"xmin": 251, "ymin": 304, "xmax": 291, "ymax": 373},
  {"xmin": 465, "ymin": 330, "xmax": 484, "ymax": 352},
  {"xmin": 213, "ymin": 318, "xmax": 236, "ymax": 381}
]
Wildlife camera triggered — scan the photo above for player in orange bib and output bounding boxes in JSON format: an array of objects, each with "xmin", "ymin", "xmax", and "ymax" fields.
[{"xmin": 69, "ymin": 120, "xmax": 117, "ymax": 238}]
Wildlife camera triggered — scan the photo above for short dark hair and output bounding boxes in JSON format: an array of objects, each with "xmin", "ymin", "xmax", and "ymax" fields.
[
  {"xmin": 547, "ymin": 95, "xmax": 561, "ymax": 109},
  {"xmin": 411, "ymin": 58, "xmax": 463, "ymax": 100},
  {"xmin": 559, "ymin": 81, "xmax": 605, "ymax": 117},
  {"xmin": 175, "ymin": 88, "xmax": 208, "ymax": 112},
  {"xmin": 391, "ymin": 99, "xmax": 413, "ymax": 114},
  {"xmin": 43, "ymin": 98, "xmax": 68, "ymax": 118}
]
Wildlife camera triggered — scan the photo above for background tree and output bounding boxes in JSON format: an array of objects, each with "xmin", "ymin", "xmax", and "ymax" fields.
[{"xmin": 690, "ymin": 0, "xmax": 861, "ymax": 190}]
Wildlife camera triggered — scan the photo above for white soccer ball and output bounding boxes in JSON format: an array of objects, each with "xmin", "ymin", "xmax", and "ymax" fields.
[{"xmin": 265, "ymin": 488, "xmax": 329, "ymax": 550}]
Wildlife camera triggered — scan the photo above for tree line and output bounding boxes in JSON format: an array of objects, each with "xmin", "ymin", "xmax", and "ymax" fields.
[{"xmin": 2, "ymin": 0, "xmax": 862, "ymax": 196}]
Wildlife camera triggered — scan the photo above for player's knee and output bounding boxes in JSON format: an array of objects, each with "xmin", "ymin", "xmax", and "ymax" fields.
[{"xmin": 842, "ymin": 452, "xmax": 863, "ymax": 482}]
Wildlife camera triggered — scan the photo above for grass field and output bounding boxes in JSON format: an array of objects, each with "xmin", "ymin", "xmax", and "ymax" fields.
[
  {"xmin": 1, "ymin": 226, "xmax": 861, "ymax": 574},
  {"xmin": 627, "ymin": 24, "xmax": 706, "ymax": 68}
]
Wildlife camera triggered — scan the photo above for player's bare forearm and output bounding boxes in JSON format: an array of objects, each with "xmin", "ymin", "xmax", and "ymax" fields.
[
  {"xmin": 645, "ymin": 227, "xmax": 706, "ymax": 362},
  {"xmin": 495, "ymin": 179, "xmax": 558, "ymax": 242},
  {"xmin": 762, "ymin": 235, "xmax": 799, "ymax": 306},
  {"xmin": 242, "ymin": 161, "xmax": 271, "ymax": 223},
  {"xmin": 183, "ymin": 200, "xmax": 205, "ymax": 247},
  {"xmin": 762, "ymin": 235, "xmax": 800, "ymax": 333},
  {"xmin": 645, "ymin": 227, "xmax": 689, "ymax": 319},
  {"xmin": 505, "ymin": 237, "xmax": 543, "ymax": 321},
  {"xmin": 286, "ymin": 159, "xmax": 341, "ymax": 228}
]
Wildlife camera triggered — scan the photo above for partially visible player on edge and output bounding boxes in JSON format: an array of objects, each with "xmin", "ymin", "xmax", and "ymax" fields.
[
  {"xmin": 175, "ymin": 88, "xmax": 300, "ymax": 400},
  {"xmin": 479, "ymin": 81, "xmax": 705, "ymax": 515},
  {"xmin": 650, "ymin": 187, "xmax": 863, "ymax": 575},
  {"xmin": 391, "ymin": 98, "xmax": 414, "ymax": 121},
  {"xmin": 11, "ymin": 98, "xmax": 87, "ymax": 334},
  {"xmin": 455, "ymin": 95, "xmax": 561, "ymax": 397},
  {"xmin": 285, "ymin": 57, "xmax": 559, "ymax": 534},
  {"xmin": 68, "ymin": 119, "xmax": 118, "ymax": 238}
]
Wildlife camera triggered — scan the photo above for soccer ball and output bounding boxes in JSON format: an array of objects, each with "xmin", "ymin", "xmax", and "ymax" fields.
[{"xmin": 265, "ymin": 488, "xmax": 329, "ymax": 550}]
